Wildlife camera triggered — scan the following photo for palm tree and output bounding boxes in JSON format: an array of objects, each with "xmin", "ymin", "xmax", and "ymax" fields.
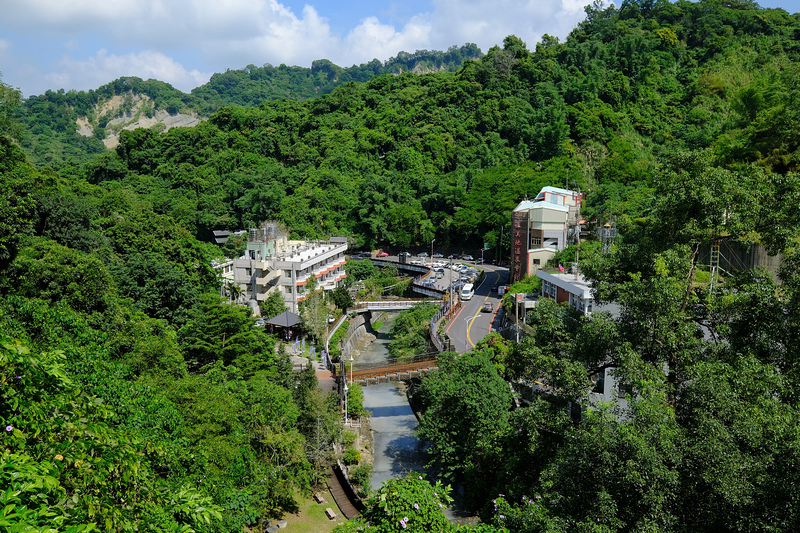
[{"xmin": 225, "ymin": 280, "xmax": 242, "ymax": 304}]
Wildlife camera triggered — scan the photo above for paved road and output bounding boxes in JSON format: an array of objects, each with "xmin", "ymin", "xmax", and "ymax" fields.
[
  {"xmin": 354, "ymin": 254, "xmax": 509, "ymax": 352},
  {"xmin": 443, "ymin": 264, "xmax": 509, "ymax": 353}
]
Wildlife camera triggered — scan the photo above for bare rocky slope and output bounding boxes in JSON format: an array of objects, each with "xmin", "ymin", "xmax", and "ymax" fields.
[{"xmin": 75, "ymin": 93, "xmax": 204, "ymax": 148}]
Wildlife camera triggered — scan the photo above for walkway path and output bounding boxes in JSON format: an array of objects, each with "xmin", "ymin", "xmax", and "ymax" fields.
[
  {"xmin": 328, "ymin": 469, "xmax": 361, "ymax": 520},
  {"xmin": 313, "ymin": 355, "xmax": 338, "ymax": 395},
  {"xmin": 296, "ymin": 344, "xmax": 358, "ymax": 519}
]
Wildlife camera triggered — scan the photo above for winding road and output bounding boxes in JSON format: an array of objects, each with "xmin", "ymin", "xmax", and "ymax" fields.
[{"xmin": 443, "ymin": 264, "xmax": 508, "ymax": 353}]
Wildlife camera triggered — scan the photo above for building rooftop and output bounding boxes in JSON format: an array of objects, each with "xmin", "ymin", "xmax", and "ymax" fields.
[
  {"xmin": 514, "ymin": 198, "xmax": 571, "ymax": 213},
  {"xmin": 539, "ymin": 186, "xmax": 580, "ymax": 196},
  {"xmin": 537, "ymin": 269, "xmax": 593, "ymax": 299},
  {"xmin": 275, "ymin": 237, "xmax": 348, "ymax": 264},
  {"xmin": 283, "ymin": 242, "xmax": 339, "ymax": 263},
  {"xmin": 513, "ymin": 199, "xmax": 539, "ymax": 212}
]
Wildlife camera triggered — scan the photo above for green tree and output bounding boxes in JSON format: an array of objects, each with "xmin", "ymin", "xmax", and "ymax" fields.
[
  {"xmin": 180, "ymin": 292, "xmax": 275, "ymax": 373},
  {"xmin": 301, "ymin": 273, "xmax": 329, "ymax": 345},
  {"xmin": 346, "ymin": 382, "xmax": 366, "ymax": 418},
  {"xmin": 4, "ymin": 238, "xmax": 117, "ymax": 315},
  {"xmin": 345, "ymin": 257, "xmax": 377, "ymax": 285},
  {"xmin": 261, "ymin": 289, "xmax": 288, "ymax": 319},
  {"xmin": 0, "ymin": 138, "xmax": 37, "ymax": 270},
  {"xmin": 356, "ymin": 473, "xmax": 454, "ymax": 533},
  {"xmin": 1, "ymin": 337, "xmax": 224, "ymax": 531},
  {"xmin": 0, "ymin": 73, "xmax": 22, "ymax": 141},
  {"xmin": 329, "ymin": 285, "xmax": 354, "ymax": 310},
  {"xmin": 417, "ymin": 350, "xmax": 513, "ymax": 481}
]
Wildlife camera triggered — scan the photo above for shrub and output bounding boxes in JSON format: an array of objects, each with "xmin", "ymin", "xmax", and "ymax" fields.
[
  {"xmin": 343, "ymin": 446, "xmax": 361, "ymax": 465},
  {"xmin": 351, "ymin": 464, "xmax": 372, "ymax": 493},
  {"xmin": 342, "ymin": 430, "xmax": 357, "ymax": 447}
]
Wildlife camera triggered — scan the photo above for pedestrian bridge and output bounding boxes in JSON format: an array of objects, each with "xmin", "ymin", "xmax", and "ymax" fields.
[
  {"xmin": 351, "ymin": 299, "xmax": 441, "ymax": 312},
  {"xmin": 346, "ymin": 353, "xmax": 439, "ymax": 386}
]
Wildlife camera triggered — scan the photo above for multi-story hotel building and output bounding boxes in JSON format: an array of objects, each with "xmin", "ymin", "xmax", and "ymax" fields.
[
  {"xmin": 231, "ymin": 223, "xmax": 347, "ymax": 314},
  {"xmin": 510, "ymin": 186, "xmax": 583, "ymax": 283}
]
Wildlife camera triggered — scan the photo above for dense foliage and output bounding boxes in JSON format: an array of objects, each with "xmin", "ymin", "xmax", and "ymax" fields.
[
  {"xmin": 0, "ymin": 102, "xmax": 339, "ymax": 531},
  {"xmin": 13, "ymin": 45, "xmax": 481, "ymax": 169},
  {"xmin": 191, "ymin": 44, "xmax": 482, "ymax": 112},
  {"xmin": 4, "ymin": 0, "xmax": 800, "ymax": 530},
  {"xmin": 16, "ymin": 0, "xmax": 800, "ymax": 257}
]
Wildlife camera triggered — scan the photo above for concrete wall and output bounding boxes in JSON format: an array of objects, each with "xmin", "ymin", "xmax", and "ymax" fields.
[
  {"xmin": 698, "ymin": 241, "xmax": 783, "ymax": 282},
  {"xmin": 339, "ymin": 314, "xmax": 372, "ymax": 357}
]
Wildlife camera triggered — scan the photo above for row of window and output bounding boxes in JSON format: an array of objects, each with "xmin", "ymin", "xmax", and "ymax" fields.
[{"xmin": 542, "ymin": 280, "xmax": 556, "ymax": 297}]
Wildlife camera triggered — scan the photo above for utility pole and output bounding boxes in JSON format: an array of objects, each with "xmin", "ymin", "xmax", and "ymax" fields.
[{"xmin": 343, "ymin": 383, "xmax": 348, "ymax": 426}]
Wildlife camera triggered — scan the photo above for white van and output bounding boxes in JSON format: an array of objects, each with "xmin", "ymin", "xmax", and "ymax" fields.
[{"xmin": 461, "ymin": 283, "xmax": 474, "ymax": 300}]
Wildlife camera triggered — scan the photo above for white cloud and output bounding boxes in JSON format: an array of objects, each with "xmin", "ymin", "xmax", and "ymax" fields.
[
  {"xmin": 427, "ymin": 0, "xmax": 589, "ymax": 53},
  {"xmin": 50, "ymin": 49, "xmax": 212, "ymax": 93},
  {"xmin": 1, "ymin": 0, "xmax": 594, "ymax": 96},
  {"xmin": 341, "ymin": 15, "xmax": 432, "ymax": 64},
  {"xmin": 202, "ymin": 3, "xmax": 339, "ymax": 67}
]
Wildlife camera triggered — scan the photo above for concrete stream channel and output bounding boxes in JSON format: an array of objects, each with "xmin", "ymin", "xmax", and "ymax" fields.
[{"xmin": 349, "ymin": 312, "xmax": 471, "ymax": 522}]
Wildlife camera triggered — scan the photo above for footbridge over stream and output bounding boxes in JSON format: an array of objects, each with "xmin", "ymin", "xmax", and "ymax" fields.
[{"xmin": 346, "ymin": 352, "xmax": 439, "ymax": 386}]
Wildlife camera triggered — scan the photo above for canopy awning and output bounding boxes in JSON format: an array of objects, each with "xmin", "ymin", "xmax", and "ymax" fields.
[{"xmin": 264, "ymin": 310, "xmax": 302, "ymax": 328}]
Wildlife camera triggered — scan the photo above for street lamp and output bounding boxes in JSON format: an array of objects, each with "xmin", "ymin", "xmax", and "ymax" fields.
[
  {"xmin": 431, "ymin": 238, "xmax": 436, "ymax": 265},
  {"xmin": 349, "ymin": 355, "xmax": 354, "ymax": 385},
  {"xmin": 463, "ymin": 313, "xmax": 482, "ymax": 353},
  {"xmin": 343, "ymin": 382, "xmax": 349, "ymax": 425}
]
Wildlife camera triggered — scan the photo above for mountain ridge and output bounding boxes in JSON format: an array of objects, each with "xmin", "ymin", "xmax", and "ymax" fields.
[{"xmin": 15, "ymin": 43, "xmax": 482, "ymax": 165}]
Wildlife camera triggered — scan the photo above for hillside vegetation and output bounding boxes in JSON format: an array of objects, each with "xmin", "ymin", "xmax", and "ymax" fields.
[
  {"xmin": 14, "ymin": 44, "xmax": 481, "ymax": 167},
  {"xmin": 2, "ymin": 1, "xmax": 800, "ymax": 532}
]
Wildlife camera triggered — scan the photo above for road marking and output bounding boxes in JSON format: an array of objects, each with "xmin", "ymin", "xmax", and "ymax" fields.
[{"xmin": 465, "ymin": 269, "xmax": 501, "ymax": 350}]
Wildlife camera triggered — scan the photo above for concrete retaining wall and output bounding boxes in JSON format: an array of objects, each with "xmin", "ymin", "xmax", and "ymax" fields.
[{"xmin": 340, "ymin": 314, "xmax": 370, "ymax": 357}]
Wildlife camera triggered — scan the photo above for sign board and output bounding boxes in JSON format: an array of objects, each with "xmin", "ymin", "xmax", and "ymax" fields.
[{"xmin": 510, "ymin": 210, "xmax": 529, "ymax": 283}]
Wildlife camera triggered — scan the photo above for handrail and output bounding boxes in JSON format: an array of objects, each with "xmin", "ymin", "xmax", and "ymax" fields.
[{"xmin": 350, "ymin": 352, "xmax": 438, "ymax": 373}]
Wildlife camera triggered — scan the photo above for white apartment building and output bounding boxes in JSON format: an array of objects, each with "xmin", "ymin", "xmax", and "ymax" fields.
[
  {"xmin": 536, "ymin": 269, "xmax": 596, "ymax": 315},
  {"xmin": 510, "ymin": 186, "xmax": 583, "ymax": 283},
  {"xmin": 231, "ymin": 223, "xmax": 347, "ymax": 314}
]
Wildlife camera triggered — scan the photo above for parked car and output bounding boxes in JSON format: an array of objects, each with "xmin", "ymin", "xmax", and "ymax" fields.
[
  {"xmin": 376, "ymin": 252, "xmax": 389, "ymax": 257},
  {"xmin": 418, "ymin": 252, "xmax": 428, "ymax": 257},
  {"xmin": 448, "ymin": 253, "xmax": 459, "ymax": 259},
  {"xmin": 399, "ymin": 251, "xmax": 412, "ymax": 257},
  {"xmin": 432, "ymin": 252, "xmax": 443, "ymax": 258},
  {"xmin": 475, "ymin": 257, "xmax": 484, "ymax": 264},
  {"xmin": 482, "ymin": 302, "xmax": 493, "ymax": 313},
  {"xmin": 463, "ymin": 255, "xmax": 474, "ymax": 261}
]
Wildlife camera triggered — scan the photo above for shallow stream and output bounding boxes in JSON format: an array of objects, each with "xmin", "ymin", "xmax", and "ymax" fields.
[{"xmin": 354, "ymin": 314, "xmax": 471, "ymax": 520}]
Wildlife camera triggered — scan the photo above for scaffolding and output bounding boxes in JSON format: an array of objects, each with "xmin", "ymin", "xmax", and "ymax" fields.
[{"xmin": 709, "ymin": 239, "xmax": 721, "ymax": 292}]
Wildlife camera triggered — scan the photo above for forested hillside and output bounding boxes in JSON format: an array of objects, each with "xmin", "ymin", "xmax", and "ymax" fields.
[
  {"xmin": 13, "ymin": 44, "xmax": 481, "ymax": 168},
  {"xmin": 191, "ymin": 44, "xmax": 482, "ymax": 110},
  {"xmin": 2, "ymin": 0, "xmax": 800, "ymax": 532}
]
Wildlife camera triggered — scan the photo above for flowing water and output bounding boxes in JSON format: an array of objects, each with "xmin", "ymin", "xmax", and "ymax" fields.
[
  {"xmin": 351, "ymin": 314, "xmax": 428, "ymax": 489},
  {"xmin": 354, "ymin": 314, "xmax": 471, "ymax": 520}
]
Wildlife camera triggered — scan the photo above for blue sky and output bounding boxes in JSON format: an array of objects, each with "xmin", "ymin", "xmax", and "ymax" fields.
[{"xmin": 1, "ymin": 0, "xmax": 798, "ymax": 98}]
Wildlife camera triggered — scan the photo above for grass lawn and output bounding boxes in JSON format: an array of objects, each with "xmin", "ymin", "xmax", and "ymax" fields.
[{"xmin": 279, "ymin": 488, "xmax": 345, "ymax": 533}]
